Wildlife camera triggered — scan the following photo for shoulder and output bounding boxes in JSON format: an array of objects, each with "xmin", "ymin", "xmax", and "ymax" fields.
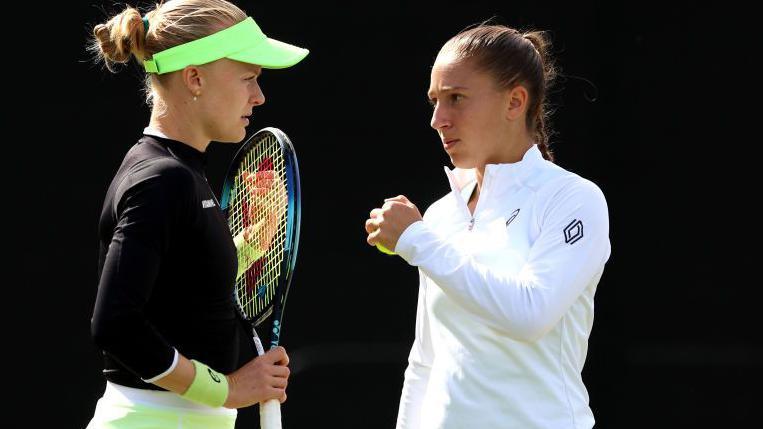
[
  {"xmin": 114, "ymin": 152, "xmax": 196, "ymax": 210},
  {"xmin": 141, "ymin": 157, "xmax": 195, "ymax": 184},
  {"xmin": 525, "ymin": 162, "xmax": 609, "ymax": 227},
  {"xmin": 120, "ymin": 140, "xmax": 196, "ymax": 188},
  {"xmin": 530, "ymin": 161, "xmax": 607, "ymax": 205}
]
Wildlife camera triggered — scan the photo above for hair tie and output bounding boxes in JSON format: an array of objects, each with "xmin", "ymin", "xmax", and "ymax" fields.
[{"xmin": 142, "ymin": 16, "xmax": 150, "ymax": 34}]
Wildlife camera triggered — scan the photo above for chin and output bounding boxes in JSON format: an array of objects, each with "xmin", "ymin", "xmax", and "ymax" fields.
[
  {"xmin": 217, "ymin": 129, "xmax": 247, "ymax": 143},
  {"xmin": 449, "ymin": 155, "xmax": 476, "ymax": 170}
]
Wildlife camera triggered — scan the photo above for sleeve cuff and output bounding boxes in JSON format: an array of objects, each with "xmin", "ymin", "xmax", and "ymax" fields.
[
  {"xmin": 395, "ymin": 220, "xmax": 430, "ymax": 264},
  {"xmin": 142, "ymin": 348, "xmax": 179, "ymax": 383}
]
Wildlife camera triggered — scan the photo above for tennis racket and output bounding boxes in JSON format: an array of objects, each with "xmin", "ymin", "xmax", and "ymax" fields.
[{"xmin": 220, "ymin": 127, "xmax": 301, "ymax": 429}]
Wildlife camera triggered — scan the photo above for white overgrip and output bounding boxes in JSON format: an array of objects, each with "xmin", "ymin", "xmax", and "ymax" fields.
[{"xmin": 260, "ymin": 398, "xmax": 282, "ymax": 429}]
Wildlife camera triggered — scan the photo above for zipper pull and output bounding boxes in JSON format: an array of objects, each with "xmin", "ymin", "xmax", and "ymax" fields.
[{"xmin": 468, "ymin": 217, "xmax": 475, "ymax": 231}]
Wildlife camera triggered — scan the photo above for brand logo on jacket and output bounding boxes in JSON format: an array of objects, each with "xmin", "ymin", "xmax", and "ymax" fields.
[
  {"xmin": 564, "ymin": 219, "xmax": 584, "ymax": 244},
  {"xmin": 505, "ymin": 208, "xmax": 520, "ymax": 227},
  {"xmin": 202, "ymin": 199, "xmax": 216, "ymax": 209}
]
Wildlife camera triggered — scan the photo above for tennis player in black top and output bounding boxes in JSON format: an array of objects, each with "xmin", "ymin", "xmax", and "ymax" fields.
[{"xmin": 87, "ymin": 0, "xmax": 308, "ymax": 427}]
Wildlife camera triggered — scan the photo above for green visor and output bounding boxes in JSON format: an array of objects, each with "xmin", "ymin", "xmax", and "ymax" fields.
[{"xmin": 143, "ymin": 17, "xmax": 308, "ymax": 74}]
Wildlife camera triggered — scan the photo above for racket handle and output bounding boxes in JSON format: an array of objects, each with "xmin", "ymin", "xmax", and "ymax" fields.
[
  {"xmin": 253, "ymin": 335, "xmax": 266, "ymax": 355},
  {"xmin": 260, "ymin": 398, "xmax": 282, "ymax": 429}
]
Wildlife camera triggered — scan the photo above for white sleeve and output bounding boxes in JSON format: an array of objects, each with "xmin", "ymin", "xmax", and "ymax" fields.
[
  {"xmin": 395, "ymin": 271, "xmax": 434, "ymax": 429},
  {"xmin": 395, "ymin": 181, "xmax": 611, "ymax": 342}
]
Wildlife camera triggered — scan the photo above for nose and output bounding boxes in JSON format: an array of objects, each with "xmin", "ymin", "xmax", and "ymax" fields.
[
  {"xmin": 250, "ymin": 80, "xmax": 265, "ymax": 106},
  {"xmin": 430, "ymin": 103, "xmax": 451, "ymax": 131}
]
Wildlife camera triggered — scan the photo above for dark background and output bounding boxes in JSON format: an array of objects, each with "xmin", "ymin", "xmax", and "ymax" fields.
[{"xmin": 8, "ymin": 0, "xmax": 758, "ymax": 428}]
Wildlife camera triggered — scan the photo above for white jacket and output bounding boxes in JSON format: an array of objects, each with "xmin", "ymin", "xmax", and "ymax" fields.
[{"xmin": 395, "ymin": 145, "xmax": 611, "ymax": 429}]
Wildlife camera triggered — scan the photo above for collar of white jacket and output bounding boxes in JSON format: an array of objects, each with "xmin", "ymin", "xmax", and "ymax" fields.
[{"xmin": 444, "ymin": 144, "xmax": 546, "ymax": 194}]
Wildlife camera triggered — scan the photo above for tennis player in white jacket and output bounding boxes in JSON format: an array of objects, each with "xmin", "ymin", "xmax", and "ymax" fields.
[{"xmin": 365, "ymin": 24, "xmax": 611, "ymax": 429}]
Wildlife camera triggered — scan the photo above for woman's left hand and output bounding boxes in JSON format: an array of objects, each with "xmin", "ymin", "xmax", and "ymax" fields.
[{"xmin": 365, "ymin": 195, "xmax": 423, "ymax": 252}]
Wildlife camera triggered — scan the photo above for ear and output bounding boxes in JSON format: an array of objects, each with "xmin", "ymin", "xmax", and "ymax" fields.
[
  {"xmin": 505, "ymin": 85, "xmax": 529, "ymax": 121},
  {"xmin": 181, "ymin": 66, "xmax": 204, "ymax": 96}
]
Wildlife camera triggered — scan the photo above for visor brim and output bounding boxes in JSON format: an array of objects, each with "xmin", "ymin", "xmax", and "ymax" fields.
[{"xmin": 228, "ymin": 37, "xmax": 309, "ymax": 69}]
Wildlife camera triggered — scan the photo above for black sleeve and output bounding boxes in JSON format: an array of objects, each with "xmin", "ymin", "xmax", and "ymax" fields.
[{"xmin": 91, "ymin": 161, "xmax": 194, "ymax": 380}]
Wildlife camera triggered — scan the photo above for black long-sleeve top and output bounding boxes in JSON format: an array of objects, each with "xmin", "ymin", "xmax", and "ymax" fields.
[{"xmin": 92, "ymin": 134, "xmax": 240, "ymax": 390}]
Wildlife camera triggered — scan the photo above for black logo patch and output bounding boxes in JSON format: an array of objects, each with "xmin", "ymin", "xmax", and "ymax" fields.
[
  {"xmin": 505, "ymin": 209, "xmax": 520, "ymax": 227},
  {"xmin": 208, "ymin": 368, "xmax": 221, "ymax": 383},
  {"xmin": 563, "ymin": 219, "xmax": 584, "ymax": 244}
]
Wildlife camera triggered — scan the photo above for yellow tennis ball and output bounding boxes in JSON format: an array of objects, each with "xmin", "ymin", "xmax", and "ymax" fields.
[{"xmin": 376, "ymin": 243, "xmax": 396, "ymax": 255}]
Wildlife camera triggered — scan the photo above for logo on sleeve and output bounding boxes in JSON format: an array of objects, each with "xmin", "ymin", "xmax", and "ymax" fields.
[
  {"xmin": 202, "ymin": 199, "xmax": 216, "ymax": 209},
  {"xmin": 505, "ymin": 208, "xmax": 520, "ymax": 227},
  {"xmin": 563, "ymin": 219, "xmax": 584, "ymax": 244}
]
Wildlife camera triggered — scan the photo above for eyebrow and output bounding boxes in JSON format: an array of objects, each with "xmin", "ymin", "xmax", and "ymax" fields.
[{"xmin": 427, "ymin": 86, "xmax": 468, "ymax": 98}]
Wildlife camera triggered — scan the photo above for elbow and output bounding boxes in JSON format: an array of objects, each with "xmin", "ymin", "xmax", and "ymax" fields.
[
  {"xmin": 507, "ymin": 325, "xmax": 552, "ymax": 343},
  {"xmin": 91, "ymin": 313, "xmax": 123, "ymax": 352},
  {"xmin": 496, "ymin": 283, "xmax": 560, "ymax": 342},
  {"xmin": 90, "ymin": 318, "xmax": 110, "ymax": 351},
  {"xmin": 501, "ymin": 314, "xmax": 556, "ymax": 343}
]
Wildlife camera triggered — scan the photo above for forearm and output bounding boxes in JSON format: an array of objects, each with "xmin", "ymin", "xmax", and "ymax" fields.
[
  {"xmin": 396, "ymin": 221, "xmax": 607, "ymax": 341},
  {"xmin": 151, "ymin": 351, "xmax": 234, "ymax": 409},
  {"xmin": 150, "ymin": 352, "xmax": 195, "ymax": 395},
  {"xmin": 93, "ymin": 235, "xmax": 178, "ymax": 377}
]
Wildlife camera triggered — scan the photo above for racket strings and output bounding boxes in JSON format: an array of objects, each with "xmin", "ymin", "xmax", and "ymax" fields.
[{"xmin": 229, "ymin": 134, "xmax": 289, "ymax": 319}]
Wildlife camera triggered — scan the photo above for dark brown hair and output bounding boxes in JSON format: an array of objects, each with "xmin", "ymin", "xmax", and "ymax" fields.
[{"xmin": 442, "ymin": 25, "xmax": 558, "ymax": 162}]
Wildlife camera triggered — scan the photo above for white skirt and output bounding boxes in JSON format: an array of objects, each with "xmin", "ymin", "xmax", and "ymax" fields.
[{"xmin": 86, "ymin": 381, "xmax": 237, "ymax": 429}]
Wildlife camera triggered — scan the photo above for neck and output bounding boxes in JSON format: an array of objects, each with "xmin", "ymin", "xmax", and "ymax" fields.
[
  {"xmin": 474, "ymin": 137, "xmax": 534, "ymax": 191},
  {"xmin": 149, "ymin": 99, "xmax": 210, "ymax": 153}
]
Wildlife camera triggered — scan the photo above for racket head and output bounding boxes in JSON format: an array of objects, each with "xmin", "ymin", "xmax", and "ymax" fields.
[{"xmin": 221, "ymin": 127, "xmax": 301, "ymax": 334}]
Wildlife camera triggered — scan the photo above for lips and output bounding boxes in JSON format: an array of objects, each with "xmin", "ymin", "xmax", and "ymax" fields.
[{"xmin": 443, "ymin": 138, "xmax": 459, "ymax": 149}]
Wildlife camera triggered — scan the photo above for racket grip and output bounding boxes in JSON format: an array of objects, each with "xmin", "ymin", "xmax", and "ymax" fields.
[
  {"xmin": 260, "ymin": 398, "xmax": 282, "ymax": 429},
  {"xmin": 253, "ymin": 336, "xmax": 266, "ymax": 355}
]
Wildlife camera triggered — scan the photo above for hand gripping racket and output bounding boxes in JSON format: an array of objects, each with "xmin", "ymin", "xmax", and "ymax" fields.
[{"xmin": 220, "ymin": 127, "xmax": 301, "ymax": 429}]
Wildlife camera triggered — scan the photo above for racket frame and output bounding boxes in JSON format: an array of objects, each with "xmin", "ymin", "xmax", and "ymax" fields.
[
  {"xmin": 220, "ymin": 127, "xmax": 301, "ymax": 348},
  {"xmin": 219, "ymin": 128, "xmax": 301, "ymax": 429}
]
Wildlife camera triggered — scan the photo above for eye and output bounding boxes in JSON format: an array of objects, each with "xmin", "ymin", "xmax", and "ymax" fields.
[
  {"xmin": 427, "ymin": 98, "xmax": 436, "ymax": 108},
  {"xmin": 450, "ymin": 93, "xmax": 463, "ymax": 103}
]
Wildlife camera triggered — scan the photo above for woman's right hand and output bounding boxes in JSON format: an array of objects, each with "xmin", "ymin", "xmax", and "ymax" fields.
[{"xmin": 224, "ymin": 346, "xmax": 290, "ymax": 409}]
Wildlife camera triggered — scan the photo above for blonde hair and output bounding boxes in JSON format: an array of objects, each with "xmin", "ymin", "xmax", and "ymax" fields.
[{"xmin": 89, "ymin": 0, "xmax": 247, "ymax": 104}]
